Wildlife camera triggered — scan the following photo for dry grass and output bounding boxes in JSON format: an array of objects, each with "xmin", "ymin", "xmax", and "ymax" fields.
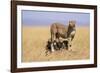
[{"xmin": 22, "ymin": 26, "xmax": 90, "ymax": 62}]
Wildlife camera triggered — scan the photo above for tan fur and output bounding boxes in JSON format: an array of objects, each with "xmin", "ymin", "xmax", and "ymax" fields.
[{"xmin": 50, "ymin": 20, "xmax": 76, "ymax": 52}]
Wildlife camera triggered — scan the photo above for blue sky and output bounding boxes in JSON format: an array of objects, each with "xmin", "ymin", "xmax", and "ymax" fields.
[{"xmin": 22, "ymin": 10, "xmax": 90, "ymax": 26}]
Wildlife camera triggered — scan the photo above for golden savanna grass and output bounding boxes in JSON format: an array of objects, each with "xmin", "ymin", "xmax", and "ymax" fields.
[{"xmin": 22, "ymin": 26, "xmax": 90, "ymax": 62}]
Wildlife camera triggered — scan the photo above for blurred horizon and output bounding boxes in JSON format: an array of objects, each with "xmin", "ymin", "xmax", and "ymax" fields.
[{"xmin": 22, "ymin": 10, "xmax": 90, "ymax": 27}]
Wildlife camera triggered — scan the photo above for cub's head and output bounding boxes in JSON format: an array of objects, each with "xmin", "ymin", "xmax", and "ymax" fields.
[{"xmin": 68, "ymin": 20, "xmax": 76, "ymax": 28}]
